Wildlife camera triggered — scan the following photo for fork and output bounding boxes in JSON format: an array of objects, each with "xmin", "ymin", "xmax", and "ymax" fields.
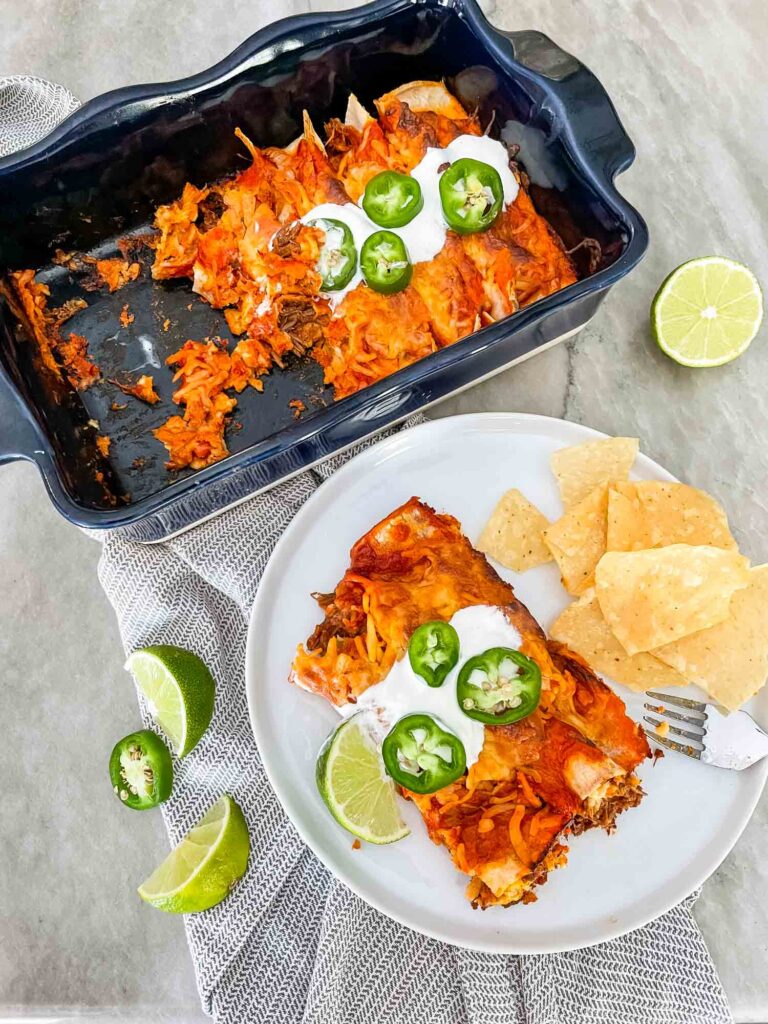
[{"xmin": 642, "ymin": 690, "xmax": 768, "ymax": 770}]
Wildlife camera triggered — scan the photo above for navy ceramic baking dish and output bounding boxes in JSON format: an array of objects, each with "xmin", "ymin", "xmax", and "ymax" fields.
[{"xmin": 0, "ymin": 0, "xmax": 647, "ymax": 542}]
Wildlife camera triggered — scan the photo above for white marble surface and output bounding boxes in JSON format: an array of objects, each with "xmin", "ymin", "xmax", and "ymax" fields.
[{"xmin": 1, "ymin": 0, "xmax": 767, "ymax": 1020}]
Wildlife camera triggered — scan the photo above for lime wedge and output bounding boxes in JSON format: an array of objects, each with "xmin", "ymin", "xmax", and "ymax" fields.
[
  {"xmin": 125, "ymin": 645, "xmax": 215, "ymax": 758},
  {"xmin": 652, "ymin": 256, "xmax": 763, "ymax": 367},
  {"xmin": 316, "ymin": 715, "xmax": 410, "ymax": 845},
  {"xmin": 138, "ymin": 795, "xmax": 249, "ymax": 913}
]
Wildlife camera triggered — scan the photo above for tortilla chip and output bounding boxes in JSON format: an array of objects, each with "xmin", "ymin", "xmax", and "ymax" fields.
[
  {"xmin": 543, "ymin": 484, "xmax": 608, "ymax": 596},
  {"xmin": 302, "ymin": 110, "xmax": 327, "ymax": 154},
  {"xmin": 550, "ymin": 590, "xmax": 688, "ymax": 692},
  {"xmin": 653, "ymin": 565, "xmax": 768, "ymax": 711},
  {"xmin": 377, "ymin": 81, "xmax": 469, "ymax": 119},
  {"xmin": 345, "ymin": 94, "xmax": 373, "ymax": 129},
  {"xmin": 476, "ymin": 489, "xmax": 552, "ymax": 572},
  {"xmin": 607, "ymin": 481, "xmax": 737, "ymax": 553},
  {"xmin": 605, "ymin": 483, "xmax": 646, "ymax": 552},
  {"xmin": 595, "ymin": 545, "xmax": 751, "ymax": 655},
  {"xmin": 551, "ymin": 437, "xmax": 638, "ymax": 509}
]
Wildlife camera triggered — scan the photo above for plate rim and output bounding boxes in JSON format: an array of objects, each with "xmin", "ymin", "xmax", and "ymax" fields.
[{"xmin": 245, "ymin": 411, "xmax": 768, "ymax": 953}]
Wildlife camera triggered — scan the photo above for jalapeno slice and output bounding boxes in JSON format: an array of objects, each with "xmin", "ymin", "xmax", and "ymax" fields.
[
  {"xmin": 307, "ymin": 217, "xmax": 358, "ymax": 291},
  {"xmin": 439, "ymin": 158, "xmax": 504, "ymax": 235},
  {"xmin": 362, "ymin": 171, "xmax": 424, "ymax": 228},
  {"xmin": 382, "ymin": 713, "xmax": 466, "ymax": 794},
  {"xmin": 109, "ymin": 729, "xmax": 173, "ymax": 810},
  {"xmin": 408, "ymin": 621, "xmax": 460, "ymax": 688},
  {"xmin": 360, "ymin": 230, "xmax": 413, "ymax": 294},
  {"xmin": 457, "ymin": 647, "xmax": 541, "ymax": 725}
]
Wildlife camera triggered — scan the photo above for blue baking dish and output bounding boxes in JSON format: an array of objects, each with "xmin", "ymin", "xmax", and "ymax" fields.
[{"xmin": 0, "ymin": 0, "xmax": 647, "ymax": 542}]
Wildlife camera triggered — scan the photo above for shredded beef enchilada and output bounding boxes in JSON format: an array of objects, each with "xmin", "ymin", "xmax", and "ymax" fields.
[{"xmin": 292, "ymin": 498, "xmax": 649, "ymax": 909}]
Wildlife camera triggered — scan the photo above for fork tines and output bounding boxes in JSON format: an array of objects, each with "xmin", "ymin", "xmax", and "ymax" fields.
[
  {"xmin": 646, "ymin": 690, "xmax": 706, "ymax": 712},
  {"xmin": 642, "ymin": 690, "xmax": 708, "ymax": 760}
]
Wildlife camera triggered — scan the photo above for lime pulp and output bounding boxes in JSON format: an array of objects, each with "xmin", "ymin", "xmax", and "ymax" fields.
[
  {"xmin": 138, "ymin": 795, "xmax": 249, "ymax": 913},
  {"xmin": 651, "ymin": 256, "xmax": 763, "ymax": 367},
  {"xmin": 316, "ymin": 714, "xmax": 410, "ymax": 845}
]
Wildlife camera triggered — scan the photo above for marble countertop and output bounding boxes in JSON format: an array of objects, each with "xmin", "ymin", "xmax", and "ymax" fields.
[{"xmin": 2, "ymin": 0, "xmax": 767, "ymax": 1020}]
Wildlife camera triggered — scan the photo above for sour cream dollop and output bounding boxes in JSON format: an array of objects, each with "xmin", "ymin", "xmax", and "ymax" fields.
[
  {"xmin": 299, "ymin": 133, "xmax": 519, "ymax": 308},
  {"xmin": 342, "ymin": 604, "xmax": 523, "ymax": 769}
]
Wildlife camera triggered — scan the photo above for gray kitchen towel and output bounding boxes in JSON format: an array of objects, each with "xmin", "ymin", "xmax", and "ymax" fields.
[
  {"xmin": 96, "ymin": 422, "xmax": 733, "ymax": 1024},
  {"xmin": 0, "ymin": 75, "xmax": 79, "ymax": 156},
  {"xmin": 4, "ymin": 78, "xmax": 732, "ymax": 1024}
]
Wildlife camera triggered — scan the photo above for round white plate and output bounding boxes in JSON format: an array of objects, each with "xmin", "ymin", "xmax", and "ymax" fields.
[{"xmin": 245, "ymin": 413, "xmax": 767, "ymax": 953}]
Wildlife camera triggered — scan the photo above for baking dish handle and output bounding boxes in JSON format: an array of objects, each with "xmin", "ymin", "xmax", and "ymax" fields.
[
  {"xmin": 494, "ymin": 28, "xmax": 636, "ymax": 180},
  {"xmin": 0, "ymin": 368, "xmax": 41, "ymax": 466}
]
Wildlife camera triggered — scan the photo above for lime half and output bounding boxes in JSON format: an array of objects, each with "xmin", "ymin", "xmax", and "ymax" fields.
[
  {"xmin": 125, "ymin": 645, "xmax": 215, "ymax": 758},
  {"xmin": 652, "ymin": 256, "xmax": 763, "ymax": 367},
  {"xmin": 138, "ymin": 795, "xmax": 249, "ymax": 913},
  {"xmin": 316, "ymin": 715, "xmax": 410, "ymax": 845}
]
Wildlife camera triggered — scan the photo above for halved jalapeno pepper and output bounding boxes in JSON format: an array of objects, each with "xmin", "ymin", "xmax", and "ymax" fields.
[
  {"xmin": 382, "ymin": 713, "xmax": 466, "ymax": 794},
  {"xmin": 362, "ymin": 171, "xmax": 424, "ymax": 228},
  {"xmin": 109, "ymin": 729, "xmax": 173, "ymax": 810},
  {"xmin": 439, "ymin": 158, "xmax": 504, "ymax": 235},
  {"xmin": 408, "ymin": 621, "xmax": 460, "ymax": 688},
  {"xmin": 307, "ymin": 217, "xmax": 357, "ymax": 291},
  {"xmin": 457, "ymin": 647, "xmax": 541, "ymax": 725},
  {"xmin": 360, "ymin": 230, "xmax": 412, "ymax": 294}
]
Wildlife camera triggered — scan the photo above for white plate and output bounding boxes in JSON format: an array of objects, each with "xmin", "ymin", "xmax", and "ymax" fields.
[{"xmin": 245, "ymin": 413, "xmax": 767, "ymax": 953}]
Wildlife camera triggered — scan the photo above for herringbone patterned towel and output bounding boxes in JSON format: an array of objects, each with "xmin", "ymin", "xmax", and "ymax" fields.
[
  {"xmin": 0, "ymin": 75, "xmax": 79, "ymax": 156},
  {"xmin": 4, "ymin": 80, "xmax": 732, "ymax": 1024},
  {"xmin": 97, "ymin": 422, "xmax": 732, "ymax": 1024}
]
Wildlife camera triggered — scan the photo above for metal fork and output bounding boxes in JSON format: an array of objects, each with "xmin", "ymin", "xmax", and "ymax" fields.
[{"xmin": 642, "ymin": 690, "xmax": 768, "ymax": 770}]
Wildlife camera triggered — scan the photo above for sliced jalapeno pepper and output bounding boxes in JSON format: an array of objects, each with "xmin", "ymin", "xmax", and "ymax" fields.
[
  {"xmin": 408, "ymin": 621, "xmax": 460, "ymax": 688},
  {"xmin": 457, "ymin": 647, "xmax": 541, "ymax": 725},
  {"xmin": 362, "ymin": 171, "xmax": 424, "ymax": 228},
  {"xmin": 382, "ymin": 713, "xmax": 466, "ymax": 794},
  {"xmin": 439, "ymin": 158, "xmax": 504, "ymax": 235},
  {"xmin": 109, "ymin": 729, "xmax": 173, "ymax": 811},
  {"xmin": 360, "ymin": 230, "xmax": 413, "ymax": 294},
  {"xmin": 307, "ymin": 217, "xmax": 357, "ymax": 291}
]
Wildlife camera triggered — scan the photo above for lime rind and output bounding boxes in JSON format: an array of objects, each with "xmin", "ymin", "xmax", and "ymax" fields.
[
  {"xmin": 317, "ymin": 715, "xmax": 410, "ymax": 845},
  {"xmin": 138, "ymin": 795, "xmax": 250, "ymax": 913},
  {"xmin": 652, "ymin": 256, "xmax": 763, "ymax": 368}
]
